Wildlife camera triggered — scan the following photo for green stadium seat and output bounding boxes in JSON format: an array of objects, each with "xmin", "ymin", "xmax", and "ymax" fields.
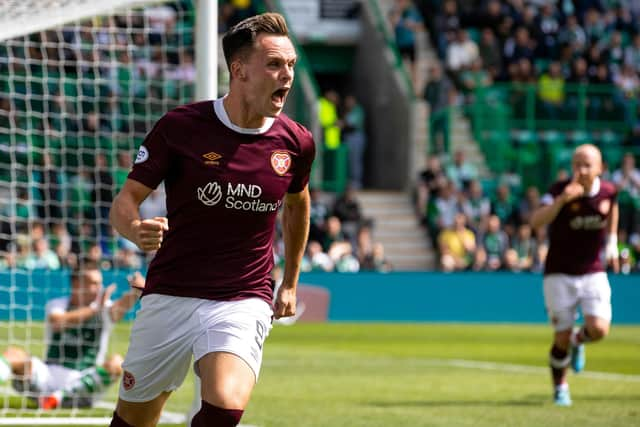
[
  {"xmin": 567, "ymin": 130, "xmax": 591, "ymax": 146},
  {"xmin": 512, "ymin": 130, "xmax": 542, "ymax": 188}
]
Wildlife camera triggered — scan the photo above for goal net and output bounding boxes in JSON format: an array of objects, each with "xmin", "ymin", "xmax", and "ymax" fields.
[{"xmin": 0, "ymin": 0, "xmax": 203, "ymax": 423}]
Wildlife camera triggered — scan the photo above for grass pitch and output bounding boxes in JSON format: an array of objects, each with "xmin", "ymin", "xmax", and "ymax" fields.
[{"xmin": 1, "ymin": 322, "xmax": 639, "ymax": 426}]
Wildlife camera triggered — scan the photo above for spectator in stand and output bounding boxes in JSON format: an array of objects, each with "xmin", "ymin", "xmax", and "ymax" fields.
[
  {"xmin": 438, "ymin": 212, "xmax": 476, "ymax": 272},
  {"xmin": 305, "ymin": 240, "xmax": 334, "ymax": 272},
  {"xmin": 491, "ymin": 183, "xmax": 518, "ymax": 237},
  {"xmin": 518, "ymin": 185, "xmax": 541, "ymax": 226},
  {"xmin": 322, "ymin": 216, "xmax": 346, "ymax": 253},
  {"xmin": 582, "ymin": 7, "xmax": 606, "ymax": 41},
  {"xmin": 36, "ymin": 152, "xmax": 64, "ymax": 227},
  {"xmin": 0, "ymin": 250, "xmax": 17, "ymax": 271},
  {"xmin": 309, "ymin": 188, "xmax": 330, "ymax": 243},
  {"xmin": 503, "ymin": 26, "xmax": 536, "ymax": 68},
  {"xmin": 603, "ymin": 31, "xmax": 626, "ymax": 74},
  {"xmin": 477, "ymin": 214, "xmax": 510, "ymax": 271},
  {"xmin": 433, "ymin": 0, "xmax": 460, "ymax": 61},
  {"xmin": 388, "ymin": 0, "xmax": 424, "ymax": 89},
  {"xmin": 446, "ymin": 29, "xmax": 479, "ymax": 86},
  {"xmin": 531, "ymin": 228, "xmax": 549, "ymax": 273},
  {"xmin": 589, "ymin": 63, "xmax": 615, "ymax": 121},
  {"xmin": 332, "ymin": 185, "xmax": 364, "ymax": 241},
  {"xmin": 67, "ymin": 167, "xmax": 93, "ymax": 222},
  {"xmin": 415, "ymin": 155, "xmax": 448, "ymax": 223},
  {"xmin": 430, "ymin": 179, "xmax": 459, "ymax": 235},
  {"xmin": 460, "ymin": 179, "xmax": 491, "ymax": 236},
  {"xmin": 509, "ymin": 57, "xmax": 537, "ymax": 118},
  {"xmin": 340, "ymin": 95, "xmax": 366, "ymax": 190},
  {"xmin": 505, "ymin": 223, "xmax": 536, "ymax": 272},
  {"xmin": 533, "ymin": 3, "xmax": 560, "ymax": 59},
  {"xmin": 1, "ymin": 187, "xmax": 33, "ymax": 235},
  {"xmin": 585, "ymin": 43, "xmax": 605, "ymax": 79},
  {"xmin": 50, "ymin": 223, "xmax": 73, "ymax": 268},
  {"xmin": 566, "ymin": 57, "xmax": 590, "ymax": 117},
  {"xmin": 424, "ymin": 63, "xmax": 456, "ymax": 154},
  {"xmin": 558, "ymin": 14, "xmax": 587, "ymax": 57},
  {"xmin": 460, "ymin": 57, "xmax": 493, "ymax": 103},
  {"xmin": 113, "ymin": 242, "xmax": 144, "ymax": 270},
  {"xmin": 23, "ymin": 238, "xmax": 61, "ymax": 270},
  {"xmin": 114, "ymin": 151, "xmax": 133, "ymax": 192},
  {"xmin": 617, "ymin": 229, "xmax": 636, "ymax": 274},
  {"xmin": 611, "ymin": 152, "xmax": 640, "ymax": 235},
  {"xmin": 475, "ymin": 0, "xmax": 505, "ymax": 32},
  {"xmin": 613, "ymin": 62, "xmax": 640, "ymax": 126},
  {"xmin": 538, "ymin": 61, "xmax": 566, "ymax": 120},
  {"xmin": 478, "ymin": 28, "xmax": 503, "ymax": 80},
  {"xmin": 625, "ymin": 33, "xmax": 640, "ymax": 74},
  {"xmin": 328, "ymin": 241, "xmax": 360, "ymax": 272},
  {"xmin": 446, "ymin": 149, "xmax": 478, "ymax": 191},
  {"xmin": 612, "ymin": 3, "xmax": 637, "ymax": 34},
  {"xmin": 91, "ymin": 153, "xmax": 114, "ymax": 237}
]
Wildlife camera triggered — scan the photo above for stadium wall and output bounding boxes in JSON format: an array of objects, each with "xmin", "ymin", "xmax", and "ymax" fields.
[{"xmin": 1, "ymin": 271, "xmax": 639, "ymax": 323}]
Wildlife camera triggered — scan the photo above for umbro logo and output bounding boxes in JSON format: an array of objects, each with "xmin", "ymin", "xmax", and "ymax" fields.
[{"xmin": 203, "ymin": 151, "xmax": 222, "ymax": 165}]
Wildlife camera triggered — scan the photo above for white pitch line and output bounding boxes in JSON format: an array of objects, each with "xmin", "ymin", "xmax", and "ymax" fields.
[
  {"xmin": 428, "ymin": 358, "xmax": 640, "ymax": 382},
  {"xmin": 264, "ymin": 357, "xmax": 640, "ymax": 382}
]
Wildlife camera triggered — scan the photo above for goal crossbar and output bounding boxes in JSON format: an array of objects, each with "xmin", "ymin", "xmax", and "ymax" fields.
[{"xmin": 0, "ymin": 0, "xmax": 165, "ymax": 42}]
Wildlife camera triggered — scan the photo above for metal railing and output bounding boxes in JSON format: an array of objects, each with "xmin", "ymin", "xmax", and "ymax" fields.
[{"xmin": 427, "ymin": 82, "xmax": 639, "ymax": 189}]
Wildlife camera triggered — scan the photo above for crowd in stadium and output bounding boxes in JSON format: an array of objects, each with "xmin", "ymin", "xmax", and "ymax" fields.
[
  {"xmin": 415, "ymin": 148, "xmax": 640, "ymax": 274},
  {"xmin": 0, "ymin": 182, "xmax": 395, "ymax": 273},
  {"xmin": 1, "ymin": 0, "xmax": 640, "ymax": 274}
]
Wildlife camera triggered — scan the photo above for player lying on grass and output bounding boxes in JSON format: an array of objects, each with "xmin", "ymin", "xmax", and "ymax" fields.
[{"xmin": 0, "ymin": 262, "xmax": 144, "ymax": 409}]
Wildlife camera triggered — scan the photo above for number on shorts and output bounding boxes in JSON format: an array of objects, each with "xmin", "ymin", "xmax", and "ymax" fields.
[{"xmin": 255, "ymin": 320, "xmax": 266, "ymax": 350}]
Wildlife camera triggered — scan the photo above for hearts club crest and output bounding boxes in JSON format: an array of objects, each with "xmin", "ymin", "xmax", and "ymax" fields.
[{"xmin": 271, "ymin": 151, "xmax": 291, "ymax": 176}]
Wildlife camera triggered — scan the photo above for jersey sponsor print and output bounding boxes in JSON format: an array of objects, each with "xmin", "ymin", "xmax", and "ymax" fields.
[{"xmin": 128, "ymin": 99, "xmax": 315, "ymax": 303}]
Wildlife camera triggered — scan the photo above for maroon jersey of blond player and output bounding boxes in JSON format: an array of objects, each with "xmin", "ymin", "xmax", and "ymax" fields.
[
  {"xmin": 128, "ymin": 98, "xmax": 315, "ymax": 304},
  {"xmin": 543, "ymin": 177, "xmax": 617, "ymax": 275}
]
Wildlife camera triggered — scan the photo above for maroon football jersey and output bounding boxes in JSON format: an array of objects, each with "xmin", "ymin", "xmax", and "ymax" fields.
[
  {"xmin": 128, "ymin": 99, "xmax": 315, "ymax": 303},
  {"xmin": 543, "ymin": 178, "xmax": 617, "ymax": 275}
]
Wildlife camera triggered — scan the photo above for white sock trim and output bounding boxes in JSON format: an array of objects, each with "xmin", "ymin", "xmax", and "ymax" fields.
[{"xmin": 550, "ymin": 353, "xmax": 571, "ymax": 369}]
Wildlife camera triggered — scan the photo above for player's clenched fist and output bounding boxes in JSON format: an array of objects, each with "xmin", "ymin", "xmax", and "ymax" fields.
[
  {"xmin": 273, "ymin": 285, "xmax": 297, "ymax": 319},
  {"xmin": 561, "ymin": 179, "xmax": 584, "ymax": 204},
  {"xmin": 134, "ymin": 216, "xmax": 168, "ymax": 252}
]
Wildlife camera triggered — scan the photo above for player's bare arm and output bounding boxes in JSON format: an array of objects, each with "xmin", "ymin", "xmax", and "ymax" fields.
[
  {"xmin": 606, "ymin": 202, "xmax": 620, "ymax": 273},
  {"xmin": 48, "ymin": 284, "xmax": 116, "ymax": 331},
  {"xmin": 275, "ymin": 186, "xmax": 310, "ymax": 319},
  {"xmin": 531, "ymin": 178, "xmax": 584, "ymax": 229},
  {"xmin": 110, "ymin": 179, "xmax": 168, "ymax": 252},
  {"xmin": 110, "ymin": 272, "xmax": 145, "ymax": 322}
]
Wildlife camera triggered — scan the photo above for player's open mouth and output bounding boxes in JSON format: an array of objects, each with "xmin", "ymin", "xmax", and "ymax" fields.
[{"xmin": 271, "ymin": 88, "xmax": 289, "ymax": 105}]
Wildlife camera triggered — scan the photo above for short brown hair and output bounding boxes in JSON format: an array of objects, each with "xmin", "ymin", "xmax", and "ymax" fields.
[
  {"xmin": 71, "ymin": 258, "xmax": 100, "ymax": 283},
  {"xmin": 222, "ymin": 12, "xmax": 289, "ymax": 71}
]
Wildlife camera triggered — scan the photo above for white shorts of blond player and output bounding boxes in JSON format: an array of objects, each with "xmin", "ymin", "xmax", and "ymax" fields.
[
  {"xmin": 119, "ymin": 295, "xmax": 273, "ymax": 404},
  {"xmin": 543, "ymin": 272, "xmax": 612, "ymax": 341}
]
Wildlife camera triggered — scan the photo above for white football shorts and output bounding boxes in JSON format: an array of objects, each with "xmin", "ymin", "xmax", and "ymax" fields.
[
  {"xmin": 119, "ymin": 294, "xmax": 273, "ymax": 403},
  {"xmin": 543, "ymin": 272, "xmax": 612, "ymax": 331},
  {"xmin": 19, "ymin": 357, "xmax": 83, "ymax": 394}
]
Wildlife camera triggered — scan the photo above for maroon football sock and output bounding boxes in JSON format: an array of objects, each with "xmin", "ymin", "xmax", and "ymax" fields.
[
  {"xmin": 110, "ymin": 411, "xmax": 134, "ymax": 427},
  {"xmin": 191, "ymin": 400, "xmax": 244, "ymax": 427},
  {"xmin": 549, "ymin": 345, "xmax": 569, "ymax": 387}
]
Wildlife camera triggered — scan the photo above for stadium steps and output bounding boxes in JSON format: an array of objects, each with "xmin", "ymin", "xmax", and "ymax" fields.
[
  {"xmin": 357, "ymin": 190, "xmax": 435, "ymax": 271},
  {"xmin": 411, "ymin": 20, "xmax": 490, "ymax": 179}
]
